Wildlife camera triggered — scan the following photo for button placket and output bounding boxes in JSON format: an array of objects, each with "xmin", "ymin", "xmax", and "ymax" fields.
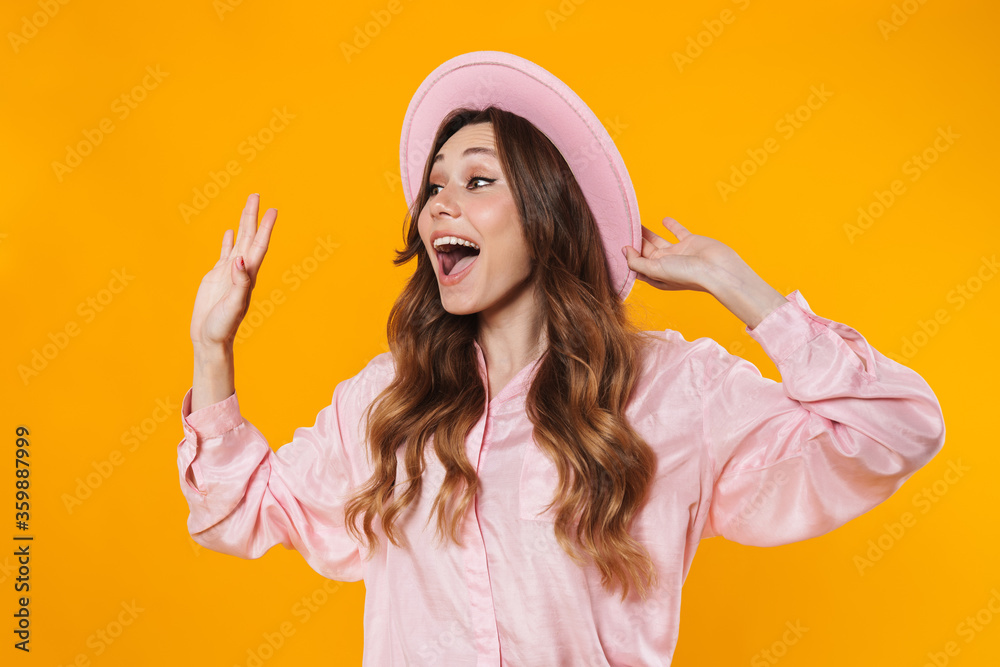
[
  {"xmin": 463, "ymin": 340, "xmax": 545, "ymax": 663},
  {"xmin": 461, "ymin": 398, "xmax": 503, "ymax": 664}
]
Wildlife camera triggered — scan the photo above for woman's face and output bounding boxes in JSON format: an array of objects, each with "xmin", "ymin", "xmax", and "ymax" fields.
[{"xmin": 418, "ymin": 122, "xmax": 535, "ymax": 318}]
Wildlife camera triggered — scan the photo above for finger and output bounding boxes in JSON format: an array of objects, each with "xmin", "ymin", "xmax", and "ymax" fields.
[
  {"xmin": 624, "ymin": 246, "xmax": 658, "ymax": 280},
  {"xmin": 219, "ymin": 229, "xmax": 234, "ymax": 262},
  {"xmin": 226, "ymin": 255, "xmax": 253, "ymax": 315},
  {"xmin": 635, "ymin": 273, "xmax": 670, "ymax": 290},
  {"xmin": 662, "ymin": 217, "xmax": 690, "ymax": 239},
  {"xmin": 236, "ymin": 193, "xmax": 260, "ymax": 258},
  {"xmin": 626, "ymin": 246, "xmax": 677, "ymax": 291},
  {"xmin": 640, "ymin": 236, "xmax": 661, "ymax": 258},
  {"xmin": 245, "ymin": 208, "xmax": 278, "ymax": 276},
  {"xmin": 641, "ymin": 225, "xmax": 673, "ymax": 250},
  {"xmin": 636, "ymin": 272, "xmax": 672, "ymax": 291}
]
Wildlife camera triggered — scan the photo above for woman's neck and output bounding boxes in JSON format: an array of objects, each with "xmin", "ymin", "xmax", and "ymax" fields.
[{"xmin": 476, "ymin": 292, "xmax": 547, "ymax": 379}]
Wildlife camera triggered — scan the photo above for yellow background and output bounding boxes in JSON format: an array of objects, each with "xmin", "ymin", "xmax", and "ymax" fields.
[{"xmin": 3, "ymin": 0, "xmax": 997, "ymax": 664}]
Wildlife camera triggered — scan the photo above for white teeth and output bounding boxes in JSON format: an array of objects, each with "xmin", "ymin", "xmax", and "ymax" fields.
[{"xmin": 433, "ymin": 235, "xmax": 480, "ymax": 251}]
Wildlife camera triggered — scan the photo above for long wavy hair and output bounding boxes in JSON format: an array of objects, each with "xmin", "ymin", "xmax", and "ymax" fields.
[{"xmin": 344, "ymin": 105, "xmax": 662, "ymax": 601}]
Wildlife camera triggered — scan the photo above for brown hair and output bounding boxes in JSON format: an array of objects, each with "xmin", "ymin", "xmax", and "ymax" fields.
[{"xmin": 344, "ymin": 106, "xmax": 661, "ymax": 601}]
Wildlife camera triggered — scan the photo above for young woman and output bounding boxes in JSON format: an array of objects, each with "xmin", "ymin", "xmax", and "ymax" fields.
[{"xmin": 177, "ymin": 51, "xmax": 945, "ymax": 666}]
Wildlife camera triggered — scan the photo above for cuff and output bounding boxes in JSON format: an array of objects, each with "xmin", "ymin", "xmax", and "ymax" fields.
[
  {"xmin": 181, "ymin": 387, "xmax": 244, "ymax": 439},
  {"xmin": 744, "ymin": 290, "xmax": 830, "ymax": 366}
]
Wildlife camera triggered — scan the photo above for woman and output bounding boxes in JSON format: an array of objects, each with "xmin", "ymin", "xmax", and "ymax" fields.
[{"xmin": 178, "ymin": 52, "xmax": 945, "ymax": 666}]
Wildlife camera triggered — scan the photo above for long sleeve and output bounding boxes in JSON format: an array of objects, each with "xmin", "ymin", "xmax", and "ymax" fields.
[
  {"xmin": 176, "ymin": 356, "xmax": 389, "ymax": 581},
  {"xmin": 698, "ymin": 290, "xmax": 946, "ymax": 546}
]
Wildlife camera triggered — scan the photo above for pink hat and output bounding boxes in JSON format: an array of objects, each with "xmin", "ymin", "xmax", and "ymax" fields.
[{"xmin": 399, "ymin": 50, "xmax": 642, "ymax": 301}]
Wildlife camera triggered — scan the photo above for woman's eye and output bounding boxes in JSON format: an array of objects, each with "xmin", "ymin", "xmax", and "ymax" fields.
[
  {"xmin": 426, "ymin": 175, "xmax": 494, "ymax": 197},
  {"xmin": 468, "ymin": 175, "xmax": 494, "ymax": 188}
]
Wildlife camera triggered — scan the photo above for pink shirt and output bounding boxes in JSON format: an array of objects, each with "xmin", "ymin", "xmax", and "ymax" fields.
[{"xmin": 176, "ymin": 290, "xmax": 945, "ymax": 666}]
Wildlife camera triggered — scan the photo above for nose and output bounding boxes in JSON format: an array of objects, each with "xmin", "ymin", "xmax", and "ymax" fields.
[{"xmin": 430, "ymin": 181, "xmax": 459, "ymax": 219}]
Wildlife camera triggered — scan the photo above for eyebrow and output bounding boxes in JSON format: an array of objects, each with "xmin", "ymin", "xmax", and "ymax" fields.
[{"xmin": 432, "ymin": 146, "xmax": 497, "ymax": 164}]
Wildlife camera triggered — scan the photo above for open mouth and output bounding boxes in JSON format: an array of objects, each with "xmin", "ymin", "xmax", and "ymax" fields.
[{"xmin": 436, "ymin": 241, "xmax": 481, "ymax": 276}]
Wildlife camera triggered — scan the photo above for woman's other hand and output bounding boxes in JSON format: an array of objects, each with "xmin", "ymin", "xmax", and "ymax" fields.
[{"xmin": 190, "ymin": 193, "xmax": 278, "ymax": 349}]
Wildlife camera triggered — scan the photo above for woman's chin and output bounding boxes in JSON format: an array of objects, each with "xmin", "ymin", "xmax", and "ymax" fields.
[{"xmin": 439, "ymin": 295, "xmax": 481, "ymax": 316}]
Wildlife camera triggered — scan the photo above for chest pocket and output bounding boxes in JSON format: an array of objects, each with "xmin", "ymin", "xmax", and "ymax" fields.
[{"xmin": 518, "ymin": 443, "xmax": 561, "ymax": 522}]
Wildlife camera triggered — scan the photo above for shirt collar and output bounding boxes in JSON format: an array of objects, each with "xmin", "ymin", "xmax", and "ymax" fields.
[{"xmin": 472, "ymin": 338, "xmax": 546, "ymax": 405}]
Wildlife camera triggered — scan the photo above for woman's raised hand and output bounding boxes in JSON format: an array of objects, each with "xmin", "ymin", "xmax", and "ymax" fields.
[
  {"xmin": 622, "ymin": 217, "xmax": 750, "ymax": 294},
  {"xmin": 190, "ymin": 193, "xmax": 277, "ymax": 349},
  {"xmin": 622, "ymin": 217, "xmax": 788, "ymax": 329}
]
